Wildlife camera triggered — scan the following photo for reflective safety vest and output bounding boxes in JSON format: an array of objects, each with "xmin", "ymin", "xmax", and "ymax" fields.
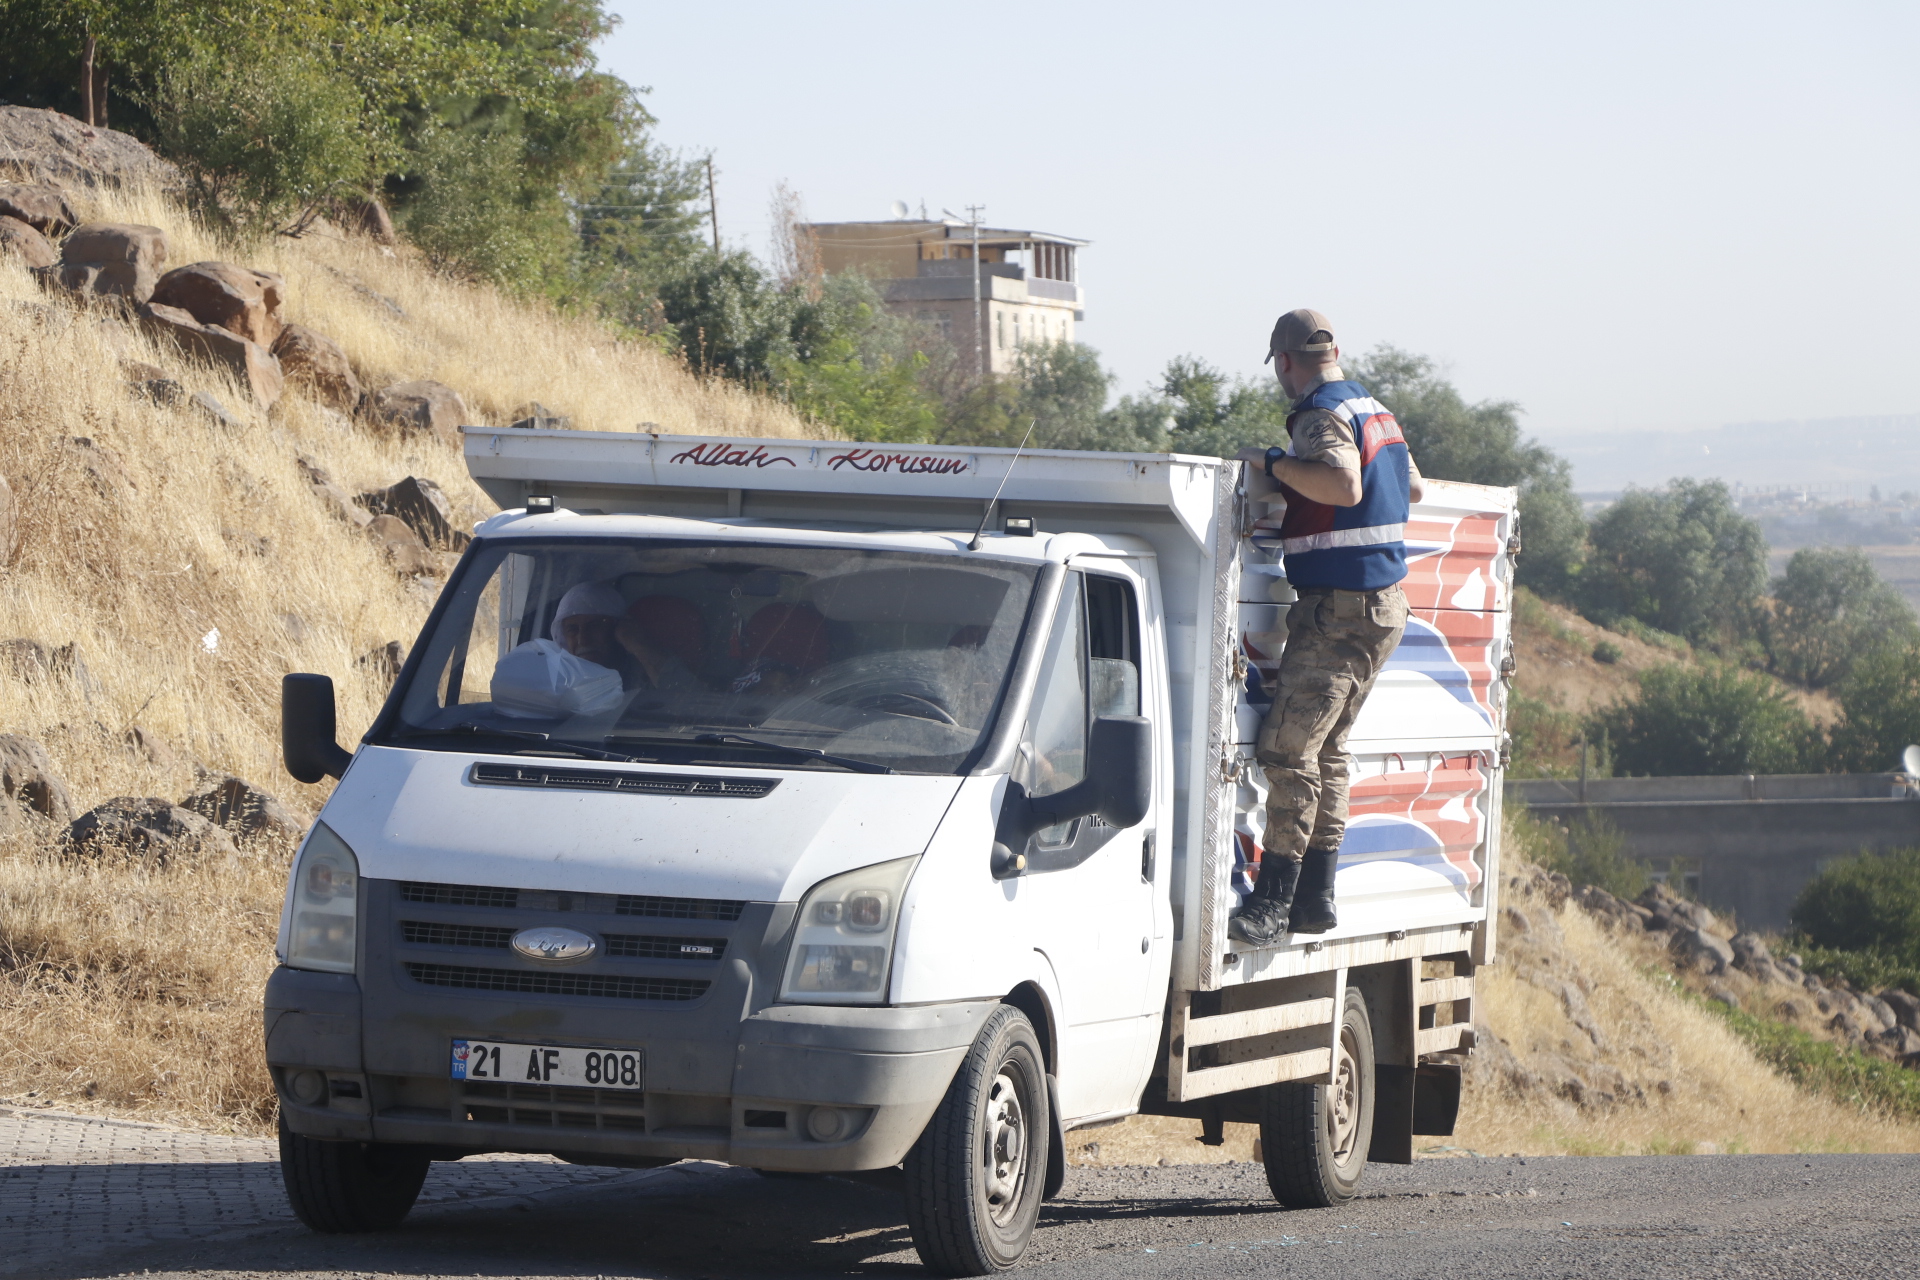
[{"xmin": 1275, "ymin": 379, "xmax": 1410, "ymax": 591}]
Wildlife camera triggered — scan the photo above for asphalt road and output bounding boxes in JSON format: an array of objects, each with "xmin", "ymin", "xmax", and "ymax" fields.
[{"xmin": 11, "ymin": 1126, "xmax": 1920, "ymax": 1280}]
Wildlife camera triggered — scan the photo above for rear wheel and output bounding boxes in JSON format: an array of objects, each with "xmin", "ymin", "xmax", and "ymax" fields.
[
  {"xmin": 903, "ymin": 1005, "xmax": 1050, "ymax": 1275},
  {"xmin": 278, "ymin": 1116, "xmax": 430, "ymax": 1232},
  {"xmin": 1260, "ymin": 985, "xmax": 1374, "ymax": 1207}
]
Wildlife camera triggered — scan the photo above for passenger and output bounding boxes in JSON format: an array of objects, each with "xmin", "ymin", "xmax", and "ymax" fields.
[
  {"xmin": 551, "ymin": 582, "xmax": 628, "ymax": 671},
  {"xmin": 616, "ymin": 596, "xmax": 702, "ymax": 691}
]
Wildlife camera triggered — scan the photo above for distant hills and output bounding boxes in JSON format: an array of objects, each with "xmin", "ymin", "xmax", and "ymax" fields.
[{"xmin": 1549, "ymin": 415, "xmax": 1920, "ymax": 496}]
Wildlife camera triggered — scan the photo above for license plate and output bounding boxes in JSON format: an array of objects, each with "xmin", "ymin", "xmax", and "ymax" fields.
[{"xmin": 451, "ymin": 1039, "xmax": 644, "ymax": 1091}]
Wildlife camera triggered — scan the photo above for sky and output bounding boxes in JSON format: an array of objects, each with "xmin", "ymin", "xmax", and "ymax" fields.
[{"xmin": 597, "ymin": 1, "xmax": 1920, "ymax": 463}]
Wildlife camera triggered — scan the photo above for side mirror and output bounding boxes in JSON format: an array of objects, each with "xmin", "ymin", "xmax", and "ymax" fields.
[
  {"xmin": 995, "ymin": 716, "xmax": 1153, "ymax": 873},
  {"xmin": 283, "ymin": 673, "xmax": 353, "ymax": 783}
]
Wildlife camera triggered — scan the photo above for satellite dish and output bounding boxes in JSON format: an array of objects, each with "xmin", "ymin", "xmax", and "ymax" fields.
[
  {"xmin": 890, "ymin": 199, "xmax": 910, "ymax": 219},
  {"xmin": 1903, "ymin": 744, "xmax": 1920, "ymax": 777}
]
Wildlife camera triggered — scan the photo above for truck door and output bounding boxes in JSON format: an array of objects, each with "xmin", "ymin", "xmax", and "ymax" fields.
[{"xmin": 1014, "ymin": 565, "xmax": 1160, "ymax": 1120}]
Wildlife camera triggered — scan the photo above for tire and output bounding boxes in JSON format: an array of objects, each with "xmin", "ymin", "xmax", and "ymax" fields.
[
  {"xmin": 903, "ymin": 1005, "xmax": 1050, "ymax": 1275},
  {"xmin": 1260, "ymin": 985, "xmax": 1375, "ymax": 1208},
  {"xmin": 278, "ymin": 1115, "xmax": 430, "ymax": 1233}
]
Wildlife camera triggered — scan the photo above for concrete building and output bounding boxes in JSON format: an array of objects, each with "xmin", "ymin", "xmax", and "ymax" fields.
[{"xmin": 807, "ymin": 219, "xmax": 1087, "ymax": 375}]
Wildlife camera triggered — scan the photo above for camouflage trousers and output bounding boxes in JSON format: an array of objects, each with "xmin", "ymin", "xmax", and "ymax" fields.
[{"xmin": 1255, "ymin": 584, "xmax": 1409, "ymax": 862}]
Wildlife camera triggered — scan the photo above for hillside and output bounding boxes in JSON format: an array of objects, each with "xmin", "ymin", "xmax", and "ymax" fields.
[{"xmin": 0, "ymin": 141, "xmax": 1910, "ymax": 1163}]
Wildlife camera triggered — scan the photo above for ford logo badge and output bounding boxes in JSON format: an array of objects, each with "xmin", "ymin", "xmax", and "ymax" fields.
[{"xmin": 511, "ymin": 926, "xmax": 597, "ymax": 964}]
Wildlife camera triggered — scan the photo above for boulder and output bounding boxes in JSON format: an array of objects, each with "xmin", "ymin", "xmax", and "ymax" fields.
[
  {"xmin": 66, "ymin": 796, "xmax": 236, "ymax": 862},
  {"xmin": 369, "ymin": 380, "xmax": 467, "ymax": 444},
  {"xmin": 0, "ymin": 215, "xmax": 57, "ymax": 269},
  {"xmin": 0, "ymin": 734, "xmax": 73, "ymax": 823},
  {"xmin": 294, "ymin": 455, "xmax": 372, "ymax": 530},
  {"xmin": 343, "ymin": 198, "xmax": 396, "ymax": 245},
  {"xmin": 42, "ymin": 221, "xmax": 169, "ymax": 304},
  {"xmin": 150, "ymin": 261, "xmax": 287, "ymax": 346},
  {"xmin": 1875, "ymin": 1025, "xmax": 1920, "ymax": 1057},
  {"xmin": 359, "ymin": 640, "xmax": 407, "ymax": 685},
  {"xmin": 356, "ymin": 476, "xmax": 468, "ymax": 550},
  {"xmin": 190, "ymin": 390, "xmax": 243, "ymax": 431},
  {"xmin": 122, "ymin": 724, "xmax": 180, "ymax": 769},
  {"xmin": 1881, "ymin": 989, "xmax": 1920, "ymax": 1031},
  {"xmin": 0, "ymin": 183, "xmax": 77, "ymax": 235},
  {"xmin": 61, "ymin": 435, "xmax": 135, "ymax": 497},
  {"xmin": 509, "ymin": 401, "xmax": 570, "ymax": 430},
  {"xmin": 367, "ymin": 514, "xmax": 437, "ymax": 574},
  {"xmin": 1672, "ymin": 926, "xmax": 1735, "ymax": 976},
  {"xmin": 1637, "ymin": 882, "xmax": 1724, "ymax": 936},
  {"xmin": 0, "ymin": 107, "xmax": 183, "ymax": 191},
  {"xmin": 271, "ymin": 324, "xmax": 359, "ymax": 411},
  {"xmin": 138, "ymin": 302, "xmax": 282, "ymax": 409},
  {"xmin": 0, "ymin": 638, "xmax": 96, "ymax": 693},
  {"xmin": 180, "ymin": 772, "xmax": 302, "ymax": 844},
  {"xmin": 1861, "ymin": 994, "xmax": 1899, "ymax": 1034}
]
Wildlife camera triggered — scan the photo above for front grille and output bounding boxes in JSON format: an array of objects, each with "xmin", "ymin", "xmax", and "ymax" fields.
[
  {"xmin": 603, "ymin": 933, "xmax": 727, "ymax": 960},
  {"xmin": 401, "ymin": 882, "xmax": 519, "ymax": 909},
  {"xmin": 457, "ymin": 1081, "xmax": 647, "ymax": 1131},
  {"xmin": 616, "ymin": 895, "xmax": 745, "ymax": 921},
  {"xmin": 401, "ymin": 921, "xmax": 513, "ymax": 949},
  {"xmin": 470, "ymin": 762, "xmax": 779, "ymax": 799},
  {"xmin": 405, "ymin": 962, "xmax": 708, "ymax": 1002}
]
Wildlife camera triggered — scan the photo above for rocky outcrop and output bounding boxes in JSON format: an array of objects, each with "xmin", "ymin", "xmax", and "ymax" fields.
[
  {"xmin": 294, "ymin": 455, "xmax": 373, "ymax": 529},
  {"xmin": 139, "ymin": 302, "xmax": 282, "ymax": 409},
  {"xmin": 342, "ymin": 198, "xmax": 396, "ymax": 245},
  {"xmin": 356, "ymin": 476, "xmax": 468, "ymax": 549},
  {"xmin": 0, "ymin": 639, "xmax": 97, "ymax": 693},
  {"xmin": 271, "ymin": 324, "xmax": 359, "ymax": 411},
  {"xmin": 369, "ymin": 380, "xmax": 467, "ymax": 443},
  {"xmin": 66, "ymin": 797, "xmax": 236, "ymax": 862},
  {"xmin": 180, "ymin": 772, "xmax": 303, "ymax": 844},
  {"xmin": 0, "ymin": 734, "xmax": 74, "ymax": 824},
  {"xmin": 0, "ymin": 215, "xmax": 58, "ymax": 269},
  {"xmin": 0, "ymin": 183, "xmax": 78, "ymax": 235},
  {"xmin": 0, "ymin": 107, "xmax": 183, "ymax": 191},
  {"xmin": 40, "ymin": 222, "xmax": 169, "ymax": 304},
  {"xmin": 150, "ymin": 262, "xmax": 287, "ymax": 346},
  {"xmin": 367, "ymin": 514, "xmax": 437, "ymax": 575}
]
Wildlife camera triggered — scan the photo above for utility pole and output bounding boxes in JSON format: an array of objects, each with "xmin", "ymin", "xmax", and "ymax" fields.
[
  {"xmin": 967, "ymin": 204, "xmax": 985, "ymax": 378},
  {"xmin": 706, "ymin": 156, "xmax": 720, "ymax": 253}
]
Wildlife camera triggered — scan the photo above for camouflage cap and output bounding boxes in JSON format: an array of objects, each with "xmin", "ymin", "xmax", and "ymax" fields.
[{"xmin": 1264, "ymin": 308, "xmax": 1337, "ymax": 363}]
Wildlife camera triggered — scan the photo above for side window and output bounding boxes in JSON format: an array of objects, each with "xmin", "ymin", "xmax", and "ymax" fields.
[
  {"xmin": 1085, "ymin": 574, "xmax": 1141, "ymax": 717},
  {"xmin": 1021, "ymin": 575, "xmax": 1087, "ymax": 803}
]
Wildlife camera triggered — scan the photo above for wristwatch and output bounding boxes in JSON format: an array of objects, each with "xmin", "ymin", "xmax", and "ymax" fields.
[{"xmin": 1264, "ymin": 445, "xmax": 1287, "ymax": 478}]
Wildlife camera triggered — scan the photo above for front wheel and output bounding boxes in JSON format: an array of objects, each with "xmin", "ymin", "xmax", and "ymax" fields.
[
  {"xmin": 1260, "ymin": 984, "xmax": 1375, "ymax": 1207},
  {"xmin": 903, "ymin": 1005, "xmax": 1050, "ymax": 1275},
  {"xmin": 278, "ymin": 1116, "xmax": 430, "ymax": 1232}
]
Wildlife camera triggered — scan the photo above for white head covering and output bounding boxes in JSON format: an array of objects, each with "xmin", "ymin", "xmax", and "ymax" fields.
[{"xmin": 552, "ymin": 581, "xmax": 626, "ymax": 630}]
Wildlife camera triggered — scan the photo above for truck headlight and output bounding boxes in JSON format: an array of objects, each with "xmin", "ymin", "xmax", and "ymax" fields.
[
  {"xmin": 279, "ymin": 822, "xmax": 360, "ymax": 974},
  {"xmin": 779, "ymin": 857, "xmax": 919, "ymax": 1005}
]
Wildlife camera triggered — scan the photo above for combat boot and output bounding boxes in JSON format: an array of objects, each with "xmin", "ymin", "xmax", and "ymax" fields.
[
  {"xmin": 1288, "ymin": 845, "xmax": 1340, "ymax": 934},
  {"xmin": 1228, "ymin": 857, "xmax": 1302, "ymax": 947}
]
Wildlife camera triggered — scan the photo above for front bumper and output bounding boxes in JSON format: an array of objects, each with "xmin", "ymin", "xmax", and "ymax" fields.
[{"xmin": 266, "ymin": 966, "xmax": 992, "ymax": 1171}]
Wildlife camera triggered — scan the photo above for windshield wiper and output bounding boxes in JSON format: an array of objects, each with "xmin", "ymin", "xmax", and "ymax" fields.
[
  {"xmin": 396, "ymin": 723, "xmax": 641, "ymax": 763},
  {"xmin": 693, "ymin": 733, "xmax": 892, "ymax": 775}
]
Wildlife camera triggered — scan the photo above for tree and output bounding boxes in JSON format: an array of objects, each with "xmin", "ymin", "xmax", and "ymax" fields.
[
  {"xmin": 1791, "ymin": 847, "xmax": 1920, "ymax": 963},
  {"xmin": 1346, "ymin": 346, "xmax": 1585, "ymax": 597},
  {"xmin": 1827, "ymin": 644, "xmax": 1920, "ymax": 773},
  {"xmin": 1579, "ymin": 479, "xmax": 1768, "ymax": 647},
  {"xmin": 1765, "ymin": 547, "xmax": 1920, "ymax": 689},
  {"xmin": 1593, "ymin": 662, "xmax": 1822, "ymax": 776}
]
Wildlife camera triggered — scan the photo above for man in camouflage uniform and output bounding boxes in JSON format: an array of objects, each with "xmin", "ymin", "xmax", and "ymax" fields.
[{"xmin": 1231, "ymin": 309, "xmax": 1426, "ymax": 946}]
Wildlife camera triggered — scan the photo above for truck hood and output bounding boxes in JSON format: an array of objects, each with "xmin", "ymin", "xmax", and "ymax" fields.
[{"xmin": 319, "ymin": 745, "xmax": 966, "ymax": 901}]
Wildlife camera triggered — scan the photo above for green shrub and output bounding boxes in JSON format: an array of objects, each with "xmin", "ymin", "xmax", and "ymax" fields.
[
  {"xmin": 1827, "ymin": 644, "xmax": 1920, "ymax": 773},
  {"xmin": 1593, "ymin": 662, "xmax": 1823, "ymax": 776},
  {"xmin": 1578, "ymin": 479, "xmax": 1767, "ymax": 648},
  {"xmin": 1766, "ymin": 548, "xmax": 1920, "ymax": 690},
  {"xmin": 1791, "ymin": 847, "xmax": 1920, "ymax": 965},
  {"xmin": 1505, "ymin": 693, "xmax": 1584, "ymax": 777},
  {"xmin": 1688, "ymin": 985, "xmax": 1920, "ymax": 1121},
  {"xmin": 1592, "ymin": 639, "xmax": 1623, "ymax": 665},
  {"xmin": 149, "ymin": 44, "xmax": 374, "ymax": 233},
  {"xmin": 1527, "ymin": 810, "xmax": 1647, "ymax": 899},
  {"xmin": 1791, "ymin": 943, "xmax": 1920, "ymax": 999}
]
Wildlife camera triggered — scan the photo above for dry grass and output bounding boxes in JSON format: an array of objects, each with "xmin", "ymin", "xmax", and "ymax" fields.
[{"xmin": 0, "ymin": 183, "xmax": 813, "ymax": 1129}]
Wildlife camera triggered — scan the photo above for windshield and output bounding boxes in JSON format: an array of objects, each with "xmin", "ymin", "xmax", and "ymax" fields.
[{"xmin": 381, "ymin": 537, "xmax": 1040, "ymax": 774}]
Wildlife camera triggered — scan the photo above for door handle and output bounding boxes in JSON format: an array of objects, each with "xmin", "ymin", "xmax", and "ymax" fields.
[{"xmin": 1140, "ymin": 830, "xmax": 1156, "ymax": 883}]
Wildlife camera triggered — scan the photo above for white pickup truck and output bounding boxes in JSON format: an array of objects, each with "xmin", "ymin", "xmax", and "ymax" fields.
[{"xmin": 267, "ymin": 428, "xmax": 1514, "ymax": 1275}]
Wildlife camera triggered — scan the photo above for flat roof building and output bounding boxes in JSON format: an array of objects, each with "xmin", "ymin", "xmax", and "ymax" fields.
[{"xmin": 806, "ymin": 219, "xmax": 1087, "ymax": 375}]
